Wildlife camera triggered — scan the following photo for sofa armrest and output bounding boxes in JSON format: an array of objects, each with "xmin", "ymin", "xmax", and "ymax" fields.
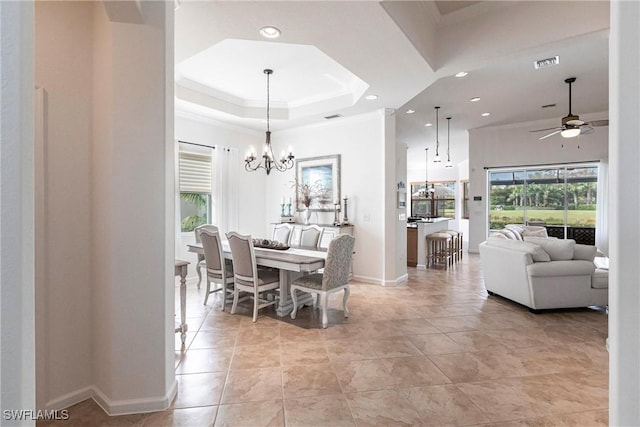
[{"xmin": 479, "ymin": 242, "xmax": 534, "ymax": 307}]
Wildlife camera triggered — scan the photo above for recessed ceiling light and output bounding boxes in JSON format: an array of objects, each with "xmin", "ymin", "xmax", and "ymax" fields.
[
  {"xmin": 470, "ymin": 97, "xmax": 481, "ymax": 102},
  {"xmin": 455, "ymin": 71, "xmax": 468, "ymax": 78},
  {"xmin": 406, "ymin": 109, "xmax": 415, "ymax": 114},
  {"xmin": 259, "ymin": 26, "xmax": 281, "ymax": 39},
  {"xmin": 365, "ymin": 94, "xmax": 378, "ymax": 100},
  {"xmin": 481, "ymin": 112, "xmax": 491, "ymax": 117},
  {"xmin": 424, "ymin": 123, "xmax": 432, "ymax": 127}
]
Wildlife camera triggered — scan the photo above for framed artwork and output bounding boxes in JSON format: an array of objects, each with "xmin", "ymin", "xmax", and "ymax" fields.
[{"xmin": 295, "ymin": 155, "xmax": 341, "ymax": 212}]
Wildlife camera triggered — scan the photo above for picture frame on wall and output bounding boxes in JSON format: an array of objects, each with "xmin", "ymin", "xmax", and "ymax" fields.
[{"xmin": 295, "ymin": 155, "xmax": 341, "ymax": 212}]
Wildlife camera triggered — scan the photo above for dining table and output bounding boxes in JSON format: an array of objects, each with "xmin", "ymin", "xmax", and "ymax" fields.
[{"xmin": 188, "ymin": 241, "xmax": 326, "ymax": 316}]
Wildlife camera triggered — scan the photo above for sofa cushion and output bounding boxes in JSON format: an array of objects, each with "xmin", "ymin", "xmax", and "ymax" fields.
[
  {"xmin": 522, "ymin": 226, "xmax": 549, "ymax": 238},
  {"xmin": 527, "ymin": 260, "xmax": 595, "ymax": 277},
  {"xmin": 573, "ymin": 244, "xmax": 597, "ymax": 262},
  {"xmin": 485, "ymin": 238, "xmax": 551, "ymax": 262},
  {"xmin": 523, "ymin": 236, "xmax": 576, "ymax": 261}
]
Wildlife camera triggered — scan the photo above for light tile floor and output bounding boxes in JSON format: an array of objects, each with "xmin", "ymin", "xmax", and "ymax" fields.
[{"xmin": 38, "ymin": 254, "xmax": 608, "ymax": 426}]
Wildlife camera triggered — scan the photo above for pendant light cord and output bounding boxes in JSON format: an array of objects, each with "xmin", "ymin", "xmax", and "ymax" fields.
[
  {"xmin": 435, "ymin": 107, "xmax": 440, "ymax": 156},
  {"xmin": 266, "ymin": 70, "xmax": 271, "ymax": 133}
]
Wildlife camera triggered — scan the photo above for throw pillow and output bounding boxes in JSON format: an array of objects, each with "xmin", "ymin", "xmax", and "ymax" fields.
[
  {"xmin": 500, "ymin": 228, "xmax": 519, "ymax": 240},
  {"xmin": 523, "ymin": 236, "xmax": 576, "ymax": 260},
  {"xmin": 505, "ymin": 224, "xmax": 524, "ymax": 240},
  {"xmin": 522, "ymin": 226, "xmax": 549, "ymax": 238},
  {"xmin": 485, "ymin": 239, "xmax": 551, "ymax": 262}
]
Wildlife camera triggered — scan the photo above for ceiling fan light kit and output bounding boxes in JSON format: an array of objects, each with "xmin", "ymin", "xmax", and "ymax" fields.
[{"xmin": 531, "ymin": 77, "xmax": 608, "ymax": 140}]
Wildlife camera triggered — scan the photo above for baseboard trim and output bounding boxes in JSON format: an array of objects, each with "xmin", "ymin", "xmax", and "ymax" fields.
[
  {"xmin": 352, "ymin": 274, "xmax": 382, "ymax": 285},
  {"xmin": 467, "ymin": 249, "xmax": 479, "ymax": 254},
  {"xmin": 385, "ymin": 274, "xmax": 408, "ymax": 286},
  {"xmin": 45, "ymin": 386, "xmax": 93, "ymax": 411},
  {"xmin": 44, "ymin": 380, "xmax": 177, "ymax": 416},
  {"xmin": 92, "ymin": 380, "xmax": 177, "ymax": 416},
  {"xmin": 352, "ymin": 274, "xmax": 408, "ymax": 286}
]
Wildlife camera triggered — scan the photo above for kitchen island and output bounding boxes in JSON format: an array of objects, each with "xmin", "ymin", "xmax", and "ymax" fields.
[{"xmin": 407, "ymin": 218, "xmax": 450, "ymax": 269}]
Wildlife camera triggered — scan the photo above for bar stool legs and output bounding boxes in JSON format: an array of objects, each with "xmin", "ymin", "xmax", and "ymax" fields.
[
  {"xmin": 426, "ymin": 230, "xmax": 463, "ymax": 269},
  {"xmin": 426, "ymin": 233, "xmax": 453, "ymax": 268}
]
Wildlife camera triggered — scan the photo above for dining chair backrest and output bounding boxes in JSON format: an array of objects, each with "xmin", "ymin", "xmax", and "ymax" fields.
[
  {"xmin": 272, "ymin": 223, "xmax": 293, "ymax": 244},
  {"xmin": 200, "ymin": 228, "xmax": 225, "ymax": 277},
  {"xmin": 322, "ymin": 234, "xmax": 355, "ymax": 291},
  {"xmin": 195, "ymin": 224, "xmax": 219, "ymax": 244},
  {"xmin": 226, "ymin": 232, "xmax": 257, "ymax": 287},
  {"xmin": 299, "ymin": 225, "xmax": 323, "ymax": 247}
]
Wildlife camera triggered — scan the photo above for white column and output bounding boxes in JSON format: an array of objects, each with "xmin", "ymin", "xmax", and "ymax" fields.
[
  {"xmin": 91, "ymin": 1, "xmax": 175, "ymax": 414},
  {"xmin": 609, "ymin": 0, "xmax": 640, "ymax": 425},
  {"xmin": 0, "ymin": 1, "xmax": 36, "ymax": 424}
]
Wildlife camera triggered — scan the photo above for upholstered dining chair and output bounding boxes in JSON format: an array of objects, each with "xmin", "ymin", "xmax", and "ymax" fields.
[
  {"xmin": 199, "ymin": 228, "xmax": 234, "ymax": 309},
  {"xmin": 272, "ymin": 223, "xmax": 293, "ymax": 245},
  {"xmin": 194, "ymin": 224, "xmax": 219, "ymax": 289},
  {"xmin": 290, "ymin": 234, "xmax": 355, "ymax": 328},
  {"xmin": 291, "ymin": 224, "xmax": 323, "ymax": 248},
  {"xmin": 226, "ymin": 232, "xmax": 280, "ymax": 322}
]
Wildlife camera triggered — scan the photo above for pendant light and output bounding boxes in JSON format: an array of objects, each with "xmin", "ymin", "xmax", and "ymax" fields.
[
  {"xmin": 244, "ymin": 69, "xmax": 294, "ymax": 175},
  {"xmin": 445, "ymin": 117, "xmax": 453, "ymax": 168},
  {"xmin": 424, "ymin": 147, "xmax": 429, "ymax": 197},
  {"xmin": 433, "ymin": 106, "xmax": 441, "ymax": 163}
]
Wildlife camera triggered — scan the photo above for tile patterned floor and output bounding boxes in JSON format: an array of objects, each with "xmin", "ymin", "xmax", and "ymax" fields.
[{"xmin": 38, "ymin": 254, "xmax": 608, "ymax": 426}]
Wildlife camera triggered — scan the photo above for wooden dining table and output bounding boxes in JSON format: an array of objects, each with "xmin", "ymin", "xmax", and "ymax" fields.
[{"xmin": 188, "ymin": 241, "xmax": 326, "ymax": 316}]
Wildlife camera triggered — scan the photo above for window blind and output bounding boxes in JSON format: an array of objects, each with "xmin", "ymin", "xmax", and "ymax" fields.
[{"xmin": 179, "ymin": 151, "xmax": 212, "ymax": 193}]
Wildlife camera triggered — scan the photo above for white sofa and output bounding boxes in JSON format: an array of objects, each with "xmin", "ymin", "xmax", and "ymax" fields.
[{"xmin": 479, "ymin": 225, "xmax": 608, "ymax": 312}]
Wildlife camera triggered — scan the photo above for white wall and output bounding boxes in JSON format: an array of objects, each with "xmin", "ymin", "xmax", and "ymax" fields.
[
  {"xmin": 264, "ymin": 111, "xmax": 388, "ymax": 284},
  {"xmin": 609, "ymin": 1, "xmax": 640, "ymax": 424},
  {"xmin": 467, "ymin": 115, "xmax": 608, "ymax": 252},
  {"xmin": 0, "ymin": 1, "xmax": 36, "ymax": 421},
  {"xmin": 175, "ymin": 114, "xmax": 266, "ymax": 277},
  {"xmin": 34, "ymin": 0, "xmax": 93, "ymax": 409},
  {"xmin": 393, "ymin": 133, "xmax": 408, "ymax": 282}
]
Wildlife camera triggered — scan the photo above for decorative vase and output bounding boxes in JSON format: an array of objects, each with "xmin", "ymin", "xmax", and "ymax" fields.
[{"xmin": 303, "ymin": 207, "xmax": 311, "ymax": 225}]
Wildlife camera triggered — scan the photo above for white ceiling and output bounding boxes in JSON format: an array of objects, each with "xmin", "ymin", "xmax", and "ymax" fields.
[{"xmin": 175, "ymin": 1, "xmax": 610, "ymax": 170}]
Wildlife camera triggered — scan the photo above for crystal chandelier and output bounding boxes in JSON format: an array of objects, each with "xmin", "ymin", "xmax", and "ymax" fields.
[{"xmin": 244, "ymin": 69, "xmax": 294, "ymax": 175}]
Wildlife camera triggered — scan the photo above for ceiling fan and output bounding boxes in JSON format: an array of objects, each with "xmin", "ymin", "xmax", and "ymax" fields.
[{"xmin": 531, "ymin": 77, "xmax": 609, "ymax": 140}]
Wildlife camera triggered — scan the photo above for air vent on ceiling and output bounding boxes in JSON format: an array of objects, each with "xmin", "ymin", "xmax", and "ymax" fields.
[
  {"xmin": 324, "ymin": 114, "xmax": 342, "ymax": 120},
  {"xmin": 534, "ymin": 56, "xmax": 560, "ymax": 69},
  {"xmin": 542, "ymin": 103, "xmax": 556, "ymax": 109}
]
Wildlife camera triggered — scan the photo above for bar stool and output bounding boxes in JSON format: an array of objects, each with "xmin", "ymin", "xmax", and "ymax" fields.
[
  {"xmin": 443, "ymin": 230, "xmax": 462, "ymax": 264},
  {"xmin": 426, "ymin": 232, "xmax": 453, "ymax": 268}
]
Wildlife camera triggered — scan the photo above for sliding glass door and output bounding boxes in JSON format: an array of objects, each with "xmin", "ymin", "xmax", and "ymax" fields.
[{"xmin": 488, "ymin": 164, "xmax": 598, "ymax": 242}]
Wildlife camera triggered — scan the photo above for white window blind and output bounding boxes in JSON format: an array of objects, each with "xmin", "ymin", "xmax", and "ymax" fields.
[{"xmin": 179, "ymin": 151, "xmax": 212, "ymax": 193}]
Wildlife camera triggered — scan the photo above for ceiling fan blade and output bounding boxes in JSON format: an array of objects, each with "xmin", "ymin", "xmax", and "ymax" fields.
[
  {"xmin": 530, "ymin": 127, "xmax": 562, "ymax": 133},
  {"xmin": 586, "ymin": 119, "xmax": 609, "ymax": 127},
  {"xmin": 539, "ymin": 130, "xmax": 562, "ymax": 140},
  {"xmin": 580, "ymin": 126, "xmax": 595, "ymax": 135}
]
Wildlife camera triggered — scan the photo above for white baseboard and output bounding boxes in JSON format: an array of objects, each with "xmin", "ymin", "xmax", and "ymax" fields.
[
  {"xmin": 352, "ymin": 273, "xmax": 408, "ymax": 286},
  {"xmin": 45, "ymin": 386, "xmax": 93, "ymax": 411},
  {"xmin": 93, "ymin": 379, "xmax": 177, "ymax": 416},
  {"xmin": 386, "ymin": 274, "xmax": 408, "ymax": 286},
  {"xmin": 44, "ymin": 380, "xmax": 177, "ymax": 416},
  {"xmin": 352, "ymin": 274, "xmax": 382, "ymax": 285}
]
